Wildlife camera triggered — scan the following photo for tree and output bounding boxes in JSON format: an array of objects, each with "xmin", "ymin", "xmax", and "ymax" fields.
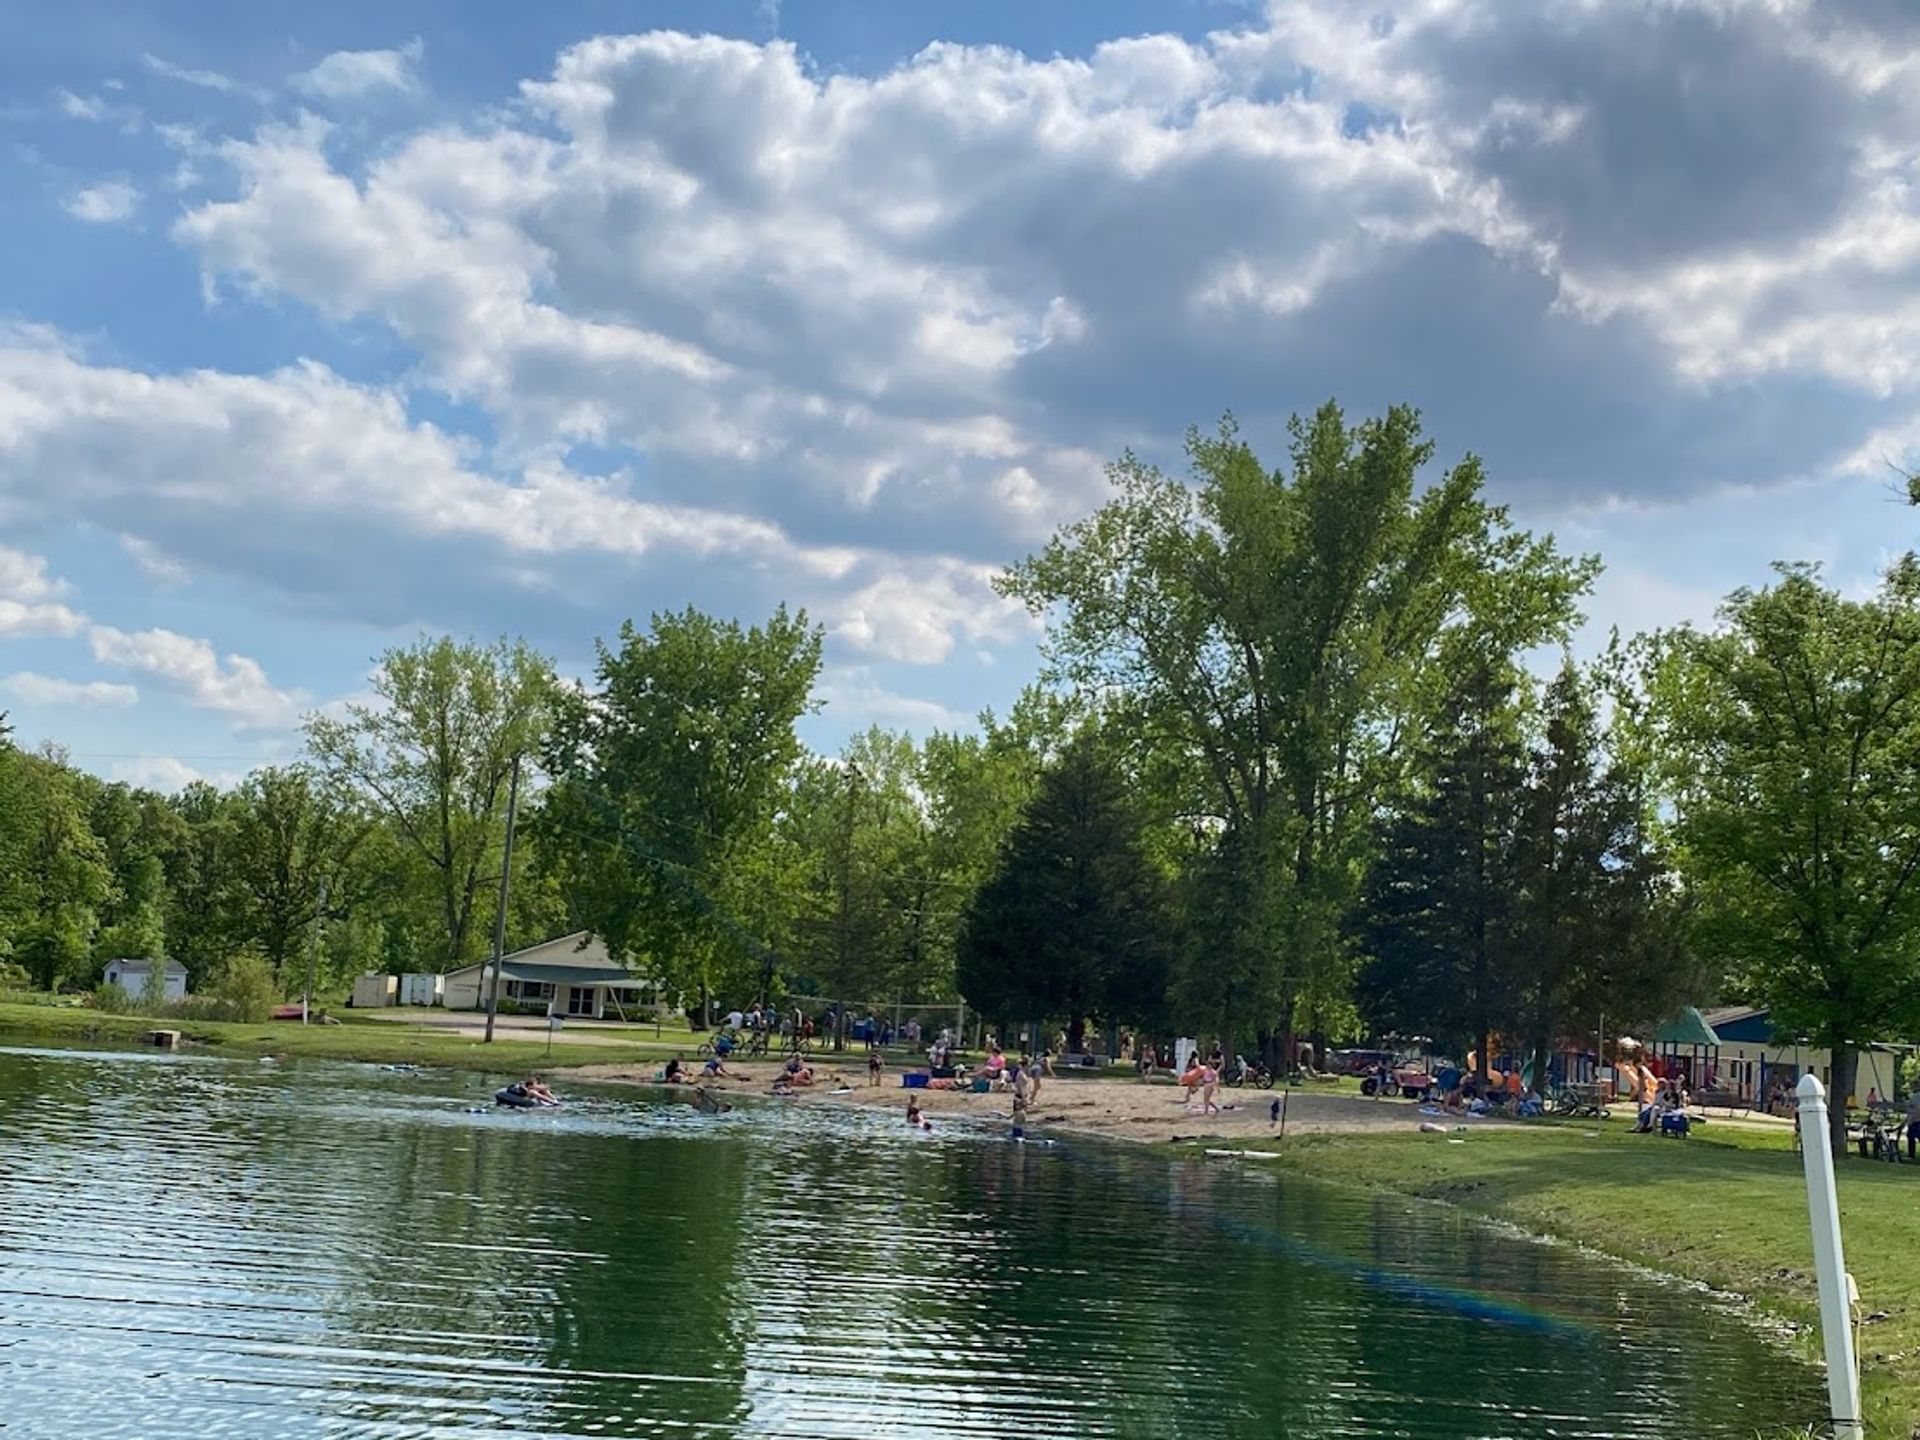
[
  {"xmin": 957, "ymin": 734, "xmax": 1175, "ymax": 1051},
  {"xmin": 225, "ymin": 766, "xmax": 372, "ymax": 982},
  {"xmin": 540, "ymin": 607, "xmax": 822, "ymax": 1010},
  {"xmin": 1509, "ymin": 663, "xmax": 1696, "ymax": 1088},
  {"xmin": 308, "ymin": 636, "xmax": 554, "ymax": 969},
  {"xmin": 1354, "ymin": 657, "xmax": 1528, "ymax": 1078},
  {"xmin": 1653, "ymin": 562, "xmax": 1920, "ymax": 1156},
  {"xmin": 1003, "ymin": 403, "xmax": 1594, "ymax": 1056},
  {"xmin": 0, "ymin": 747, "xmax": 113, "ymax": 989}
]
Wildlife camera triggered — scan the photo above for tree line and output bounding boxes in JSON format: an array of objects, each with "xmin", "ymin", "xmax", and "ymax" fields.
[{"xmin": 3, "ymin": 401, "xmax": 1914, "ymax": 1153}]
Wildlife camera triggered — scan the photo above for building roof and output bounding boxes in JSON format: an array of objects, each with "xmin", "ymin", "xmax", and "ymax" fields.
[
  {"xmin": 105, "ymin": 957, "xmax": 188, "ymax": 976},
  {"xmin": 447, "ymin": 932, "xmax": 638, "ymax": 984},
  {"xmin": 1655, "ymin": 1006, "xmax": 1721, "ymax": 1047},
  {"xmin": 1700, "ymin": 1004, "xmax": 1765, "ymax": 1030}
]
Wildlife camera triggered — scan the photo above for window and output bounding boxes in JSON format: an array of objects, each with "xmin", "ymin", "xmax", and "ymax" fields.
[{"xmin": 567, "ymin": 985, "xmax": 598, "ymax": 1017}]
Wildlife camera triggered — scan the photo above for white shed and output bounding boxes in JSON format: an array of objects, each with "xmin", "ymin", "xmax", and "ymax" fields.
[
  {"xmin": 352, "ymin": 974, "xmax": 398, "ymax": 1009},
  {"xmin": 398, "ymin": 973, "xmax": 443, "ymax": 1006},
  {"xmin": 102, "ymin": 958, "xmax": 188, "ymax": 1003}
]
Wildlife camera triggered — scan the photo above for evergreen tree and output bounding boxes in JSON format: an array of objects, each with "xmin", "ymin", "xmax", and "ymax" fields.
[{"xmin": 957, "ymin": 734, "xmax": 1174, "ymax": 1051}]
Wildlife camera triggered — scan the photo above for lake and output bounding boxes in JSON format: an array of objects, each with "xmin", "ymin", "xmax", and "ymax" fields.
[{"xmin": 0, "ymin": 1045, "xmax": 1820, "ymax": 1438}]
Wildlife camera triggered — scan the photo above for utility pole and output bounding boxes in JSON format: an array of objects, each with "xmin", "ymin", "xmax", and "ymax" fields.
[
  {"xmin": 483, "ymin": 755, "xmax": 522, "ymax": 1044},
  {"xmin": 303, "ymin": 878, "xmax": 329, "ymax": 1025}
]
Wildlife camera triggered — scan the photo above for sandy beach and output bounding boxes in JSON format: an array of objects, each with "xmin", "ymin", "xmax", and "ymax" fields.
[{"xmin": 573, "ymin": 1055, "xmax": 1474, "ymax": 1142}]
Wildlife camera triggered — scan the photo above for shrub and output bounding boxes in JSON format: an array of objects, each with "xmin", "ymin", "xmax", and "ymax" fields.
[
  {"xmin": 212, "ymin": 951, "xmax": 281, "ymax": 1024},
  {"xmin": 0, "ymin": 960, "xmax": 29, "ymax": 990},
  {"xmin": 91, "ymin": 981, "xmax": 136, "ymax": 1015}
]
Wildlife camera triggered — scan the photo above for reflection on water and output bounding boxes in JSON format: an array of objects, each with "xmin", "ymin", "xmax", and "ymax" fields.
[{"xmin": 0, "ymin": 1045, "xmax": 1819, "ymax": 1438}]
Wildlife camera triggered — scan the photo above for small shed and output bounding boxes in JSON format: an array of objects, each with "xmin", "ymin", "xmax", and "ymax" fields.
[
  {"xmin": 351, "ymin": 974, "xmax": 397, "ymax": 1009},
  {"xmin": 102, "ymin": 958, "xmax": 188, "ymax": 1003},
  {"xmin": 398, "ymin": 973, "xmax": 443, "ymax": 1007}
]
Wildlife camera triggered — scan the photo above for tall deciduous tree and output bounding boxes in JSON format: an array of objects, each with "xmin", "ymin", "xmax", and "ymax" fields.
[
  {"xmin": 308, "ymin": 636, "xmax": 554, "ymax": 969},
  {"xmin": 1003, "ymin": 403, "xmax": 1593, "ymax": 1055},
  {"xmin": 225, "ymin": 766, "xmax": 372, "ymax": 981},
  {"xmin": 1652, "ymin": 562, "xmax": 1920, "ymax": 1156},
  {"xmin": 540, "ymin": 607, "xmax": 821, "ymax": 1009},
  {"xmin": 957, "ymin": 734, "xmax": 1174, "ymax": 1051}
]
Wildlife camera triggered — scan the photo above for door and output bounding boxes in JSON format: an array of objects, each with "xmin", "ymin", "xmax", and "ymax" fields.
[{"xmin": 567, "ymin": 985, "xmax": 597, "ymax": 1018}]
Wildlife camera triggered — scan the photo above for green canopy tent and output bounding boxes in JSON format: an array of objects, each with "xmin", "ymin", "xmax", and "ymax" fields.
[{"xmin": 1653, "ymin": 1006, "xmax": 1721, "ymax": 1091}]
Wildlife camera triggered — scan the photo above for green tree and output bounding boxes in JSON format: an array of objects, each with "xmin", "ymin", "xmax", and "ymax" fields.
[
  {"xmin": 1003, "ymin": 403, "xmax": 1593, "ymax": 1055},
  {"xmin": 225, "ymin": 765, "xmax": 373, "ymax": 982},
  {"xmin": 161, "ymin": 782, "xmax": 244, "ymax": 986},
  {"xmin": 1510, "ymin": 663, "xmax": 1695, "ymax": 1088},
  {"xmin": 308, "ymin": 636, "xmax": 555, "ymax": 969},
  {"xmin": 957, "ymin": 733, "xmax": 1175, "ymax": 1051},
  {"xmin": 540, "ymin": 607, "xmax": 822, "ymax": 1012},
  {"xmin": 1354, "ymin": 657, "xmax": 1528, "ymax": 1077},
  {"xmin": 1652, "ymin": 562, "xmax": 1920, "ymax": 1155},
  {"xmin": 0, "ymin": 747, "xmax": 113, "ymax": 989}
]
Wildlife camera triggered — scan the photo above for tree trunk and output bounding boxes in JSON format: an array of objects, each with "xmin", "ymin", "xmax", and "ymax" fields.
[
  {"xmin": 1476, "ymin": 1024, "xmax": 1492, "ymax": 1087},
  {"xmin": 1828, "ymin": 1042, "xmax": 1858, "ymax": 1160},
  {"xmin": 1067, "ymin": 1014, "xmax": 1087, "ymax": 1054}
]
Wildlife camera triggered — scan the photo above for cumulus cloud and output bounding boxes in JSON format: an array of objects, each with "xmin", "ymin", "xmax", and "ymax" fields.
[
  {"xmin": 292, "ymin": 38, "xmax": 424, "ymax": 100},
  {"xmin": 109, "ymin": 755, "xmax": 242, "ymax": 794},
  {"xmin": 87, "ymin": 624, "xmax": 304, "ymax": 730},
  {"xmin": 0, "ymin": 672, "xmax": 139, "ymax": 708},
  {"xmin": 119, "ymin": 534, "xmax": 189, "ymax": 586},
  {"xmin": 814, "ymin": 667, "xmax": 971, "ymax": 734},
  {"xmin": 63, "ymin": 180, "xmax": 140, "ymax": 223},
  {"xmin": 0, "ymin": 545, "xmax": 86, "ymax": 637},
  {"xmin": 6, "ymin": 4, "xmax": 1920, "ymax": 738}
]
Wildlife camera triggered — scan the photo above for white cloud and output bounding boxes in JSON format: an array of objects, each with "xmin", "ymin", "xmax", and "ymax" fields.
[
  {"xmin": 119, "ymin": 534, "xmax": 189, "ymax": 586},
  {"xmin": 109, "ymin": 755, "xmax": 241, "ymax": 793},
  {"xmin": 814, "ymin": 667, "xmax": 970, "ymax": 733},
  {"xmin": 56, "ymin": 90, "xmax": 109, "ymax": 121},
  {"xmin": 63, "ymin": 180, "xmax": 140, "ymax": 224},
  {"xmin": 140, "ymin": 52, "xmax": 263, "ymax": 101},
  {"xmin": 0, "ymin": 545, "xmax": 85, "ymax": 637},
  {"xmin": 0, "ymin": 672, "xmax": 139, "ymax": 708},
  {"xmin": 292, "ymin": 38, "xmax": 424, "ymax": 99},
  {"xmin": 86, "ymin": 624, "xmax": 304, "ymax": 730}
]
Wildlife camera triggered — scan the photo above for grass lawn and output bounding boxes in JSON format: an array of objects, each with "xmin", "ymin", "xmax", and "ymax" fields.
[
  {"xmin": 0, "ymin": 999, "xmax": 702, "ymax": 1073},
  {"xmin": 1273, "ymin": 1116, "xmax": 1920, "ymax": 1435}
]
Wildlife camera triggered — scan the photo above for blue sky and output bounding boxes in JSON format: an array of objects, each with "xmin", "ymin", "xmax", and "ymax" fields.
[{"xmin": 2, "ymin": 0, "xmax": 1917, "ymax": 790}]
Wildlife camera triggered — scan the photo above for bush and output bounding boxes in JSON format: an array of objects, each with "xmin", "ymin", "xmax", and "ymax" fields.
[
  {"xmin": 91, "ymin": 981, "xmax": 136, "ymax": 1015},
  {"xmin": 0, "ymin": 960, "xmax": 29, "ymax": 990},
  {"xmin": 212, "ymin": 951, "xmax": 281, "ymax": 1024}
]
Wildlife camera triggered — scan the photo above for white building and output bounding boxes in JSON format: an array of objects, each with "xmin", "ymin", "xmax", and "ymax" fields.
[
  {"xmin": 102, "ymin": 958, "xmax": 188, "ymax": 1003},
  {"xmin": 441, "ymin": 932, "xmax": 652, "ymax": 1020}
]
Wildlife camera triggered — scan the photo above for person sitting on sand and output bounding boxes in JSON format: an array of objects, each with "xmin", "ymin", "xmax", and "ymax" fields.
[
  {"xmin": 702, "ymin": 1053, "xmax": 729, "ymax": 1079},
  {"xmin": 663, "ymin": 1056, "xmax": 687, "ymax": 1085},
  {"xmin": 984, "ymin": 1045, "xmax": 1007, "ymax": 1076},
  {"xmin": 782, "ymin": 1055, "xmax": 815, "ymax": 1086}
]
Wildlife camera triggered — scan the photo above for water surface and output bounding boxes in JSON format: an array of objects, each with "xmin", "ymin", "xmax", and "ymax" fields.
[{"xmin": 0, "ymin": 1046, "xmax": 1820, "ymax": 1437}]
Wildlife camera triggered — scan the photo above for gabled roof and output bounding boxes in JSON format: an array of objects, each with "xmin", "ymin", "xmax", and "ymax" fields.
[
  {"xmin": 1700, "ymin": 1004, "xmax": 1765, "ymax": 1030},
  {"xmin": 447, "ymin": 932, "xmax": 640, "ymax": 983}
]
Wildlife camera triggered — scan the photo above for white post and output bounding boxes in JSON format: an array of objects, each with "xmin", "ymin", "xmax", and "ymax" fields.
[{"xmin": 1795, "ymin": 1074, "xmax": 1864, "ymax": 1440}]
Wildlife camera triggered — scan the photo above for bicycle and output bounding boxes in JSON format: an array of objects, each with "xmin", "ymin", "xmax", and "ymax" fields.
[{"xmin": 695, "ymin": 1026, "xmax": 741, "ymax": 1059}]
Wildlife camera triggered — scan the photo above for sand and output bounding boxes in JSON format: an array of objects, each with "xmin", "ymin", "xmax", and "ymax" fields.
[{"xmin": 572, "ymin": 1055, "xmax": 1490, "ymax": 1143}]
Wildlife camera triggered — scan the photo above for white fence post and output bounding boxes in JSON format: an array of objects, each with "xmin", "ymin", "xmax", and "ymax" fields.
[{"xmin": 1795, "ymin": 1074, "xmax": 1864, "ymax": 1440}]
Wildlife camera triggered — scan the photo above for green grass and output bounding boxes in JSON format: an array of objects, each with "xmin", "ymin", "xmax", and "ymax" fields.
[
  {"xmin": 0, "ymin": 999, "xmax": 700, "ymax": 1074},
  {"xmin": 1260, "ymin": 1117, "xmax": 1920, "ymax": 1435}
]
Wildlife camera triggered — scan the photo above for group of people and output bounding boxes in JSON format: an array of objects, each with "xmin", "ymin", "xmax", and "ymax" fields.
[
  {"xmin": 1619, "ymin": 1051, "xmax": 1691, "ymax": 1136},
  {"xmin": 1179, "ymin": 1051, "xmax": 1223, "ymax": 1114},
  {"xmin": 980, "ymin": 1044, "xmax": 1051, "ymax": 1102}
]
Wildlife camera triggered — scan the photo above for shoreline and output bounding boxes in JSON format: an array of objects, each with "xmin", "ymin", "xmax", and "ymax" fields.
[{"xmin": 581, "ymin": 1056, "xmax": 1903, "ymax": 1433}]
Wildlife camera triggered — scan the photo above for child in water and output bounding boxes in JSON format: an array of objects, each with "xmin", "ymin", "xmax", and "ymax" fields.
[{"xmin": 906, "ymin": 1096, "xmax": 929, "ymax": 1130}]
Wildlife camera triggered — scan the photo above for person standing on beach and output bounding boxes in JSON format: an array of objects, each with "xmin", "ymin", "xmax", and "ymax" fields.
[
  {"xmin": 1200, "ymin": 1057, "xmax": 1220, "ymax": 1116},
  {"xmin": 1012, "ymin": 1066, "xmax": 1031, "ymax": 1140},
  {"xmin": 868, "ymin": 1049, "xmax": 884, "ymax": 1087}
]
